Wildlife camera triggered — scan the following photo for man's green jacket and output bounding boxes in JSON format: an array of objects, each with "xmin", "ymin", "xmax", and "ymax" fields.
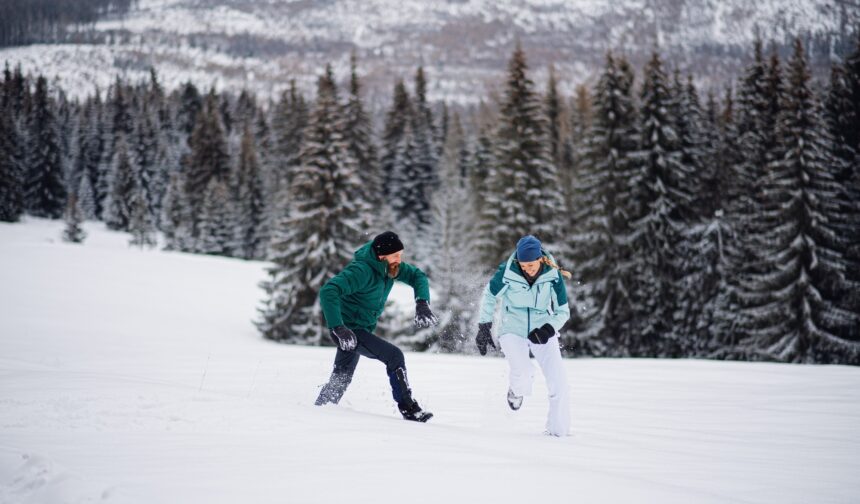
[{"xmin": 319, "ymin": 241, "xmax": 430, "ymax": 333}]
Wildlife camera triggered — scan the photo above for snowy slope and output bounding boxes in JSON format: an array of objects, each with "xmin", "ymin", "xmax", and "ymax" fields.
[
  {"xmin": 0, "ymin": 0, "xmax": 849, "ymax": 104},
  {"xmin": 1, "ymin": 219, "xmax": 860, "ymax": 504}
]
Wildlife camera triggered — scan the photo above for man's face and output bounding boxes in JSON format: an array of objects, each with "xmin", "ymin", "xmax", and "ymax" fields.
[
  {"xmin": 379, "ymin": 250, "xmax": 403, "ymax": 266},
  {"xmin": 379, "ymin": 250, "xmax": 403, "ymax": 277},
  {"xmin": 519, "ymin": 259, "xmax": 541, "ymax": 277}
]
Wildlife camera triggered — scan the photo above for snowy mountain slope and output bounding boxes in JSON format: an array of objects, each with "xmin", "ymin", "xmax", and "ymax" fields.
[
  {"xmin": 0, "ymin": 0, "xmax": 851, "ymax": 104},
  {"xmin": 1, "ymin": 219, "xmax": 860, "ymax": 504}
]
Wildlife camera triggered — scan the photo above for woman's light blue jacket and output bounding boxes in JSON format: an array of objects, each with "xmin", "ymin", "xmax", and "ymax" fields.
[{"xmin": 478, "ymin": 251, "xmax": 570, "ymax": 339}]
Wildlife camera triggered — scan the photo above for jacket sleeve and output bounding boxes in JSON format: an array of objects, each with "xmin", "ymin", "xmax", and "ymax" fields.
[
  {"xmin": 478, "ymin": 262, "xmax": 507, "ymax": 324},
  {"xmin": 548, "ymin": 271, "xmax": 571, "ymax": 332},
  {"xmin": 395, "ymin": 262, "xmax": 431, "ymax": 302},
  {"xmin": 319, "ymin": 263, "xmax": 371, "ymax": 329}
]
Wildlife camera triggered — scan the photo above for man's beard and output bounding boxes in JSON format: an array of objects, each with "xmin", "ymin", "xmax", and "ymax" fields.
[{"xmin": 387, "ymin": 262, "xmax": 400, "ymax": 278}]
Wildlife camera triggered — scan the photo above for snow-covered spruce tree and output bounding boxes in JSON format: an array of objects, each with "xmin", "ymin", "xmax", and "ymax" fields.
[
  {"xmin": 470, "ymin": 102, "xmax": 503, "ymax": 267},
  {"xmin": 251, "ymin": 107, "xmax": 275, "ymax": 250},
  {"xmin": 269, "ymin": 80, "xmax": 308, "ymax": 216},
  {"xmin": 196, "ymin": 177, "xmax": 232, "ymax": 256},
  {"xmin": 75, "ymin": 166, "xmax": 96, "ymax": 220},
  {"xmin": 231, "ymin": 123, "xmax": 267, "ymax": 260},
  {"xmin": 0, "ymin": 98, "xmax": 24, "ymax": 222},
  {"xmin": 736, "ymin": 39, "xmax": 860, "ymax": 363},
  {"xmin": 402, "ymin": 66, "xmax": 439, "ymax": 272},
  {"xmin": 160, "ymin": 171, "xmax": 193, "ymax": 251},
  {"xmin": 380, "ymin": 78, "xmax": 412, "ymax": 205},
  {"xmin": 128, "ymin": 185, "xmax": 157, "ymax": 249},
  {"xmin": 562, "ymin": 84, "xmax": 592, "ymax": 236},
  {"xmin": 342, "ymin": 52, "xmax": 379, "ymax": 236},
  {"xmin": 567, "ymin": 52, "xmax": 639, "ymax": 356},
  {"xmin": 670, "ymin": 74, "xmax": 719, "ymax": 355},
  {"xmin": 186, "ymin": 89, "xmax": 230, "ymax": 239},
  {"xmin": 103, "ymin": 134, "xmax": 135, "ymax": 231},
  {"xmin": 62, "ymin": 193, "xmax": 86, "ymax": 243},
  {"xmin": 825, "ymin": 37, "xmax": 860, "ymax": 345},
  {"xmin": 257, "ymin": 65, "xmax": 366, "ymax": 345},
  {"xmin": 130, "ymin": 102, "xmax": 160, "ymax": 222},
  {"xmin": 71, "ymin": 99, "xmax": 100, "ymax": 220},
  {"xmin": 411, "ymin": 112, "xmax": 477, "ymax": 352},
  {"xmin": 176, "ymin": 81, "xmax": 202, "ymax": 137},
  {"xmin": 709, "ymin": 85, "xmax": 747, "ymax": 352},
  {"xmin": 721, "ymin": 40, "xmax": 784, "ymax": 353},
  {"xmin": 25, "ymin": 75, "xmax": 65, "ymax": 218},
  {"xmin": 485, "ymin": 43, "xmax": 565, "ymax": 263},
  {"xmin": 91, "ymin": 89, "xmax": 112, "ymax": 219},
  {"xmin": 545, "ymin": 65, "xmax": 566, "ymax": 196},
  {"xmin": 626, "ymin": 52, "xmax": 689, "ymax": 357}
]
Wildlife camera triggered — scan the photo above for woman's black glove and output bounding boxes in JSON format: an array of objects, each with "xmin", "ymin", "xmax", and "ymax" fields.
[
  {"xmin": 527, "ymin": 323, "xmax": 555, "ymax": 344},
  {"xmin": 476, "ymin": 322, "xmax": 496, "ymax": 355},
  {"xmin": 331, "ymin": 325, "xmax": 358, "ymax": 351},
  {"xmin": 414, "ymin": 299, "xmax": 439, "ymax": 328}
]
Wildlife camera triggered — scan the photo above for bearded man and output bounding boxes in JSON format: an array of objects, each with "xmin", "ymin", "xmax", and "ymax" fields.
[{"xmin": 315, "ymin": 231, "xmax": 439, "ymax": 421}]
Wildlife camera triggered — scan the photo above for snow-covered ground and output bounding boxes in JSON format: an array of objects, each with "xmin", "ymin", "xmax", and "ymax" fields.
[{"xmin": 1, "ymin": 219, "xmax": 859, "ymax": 504}]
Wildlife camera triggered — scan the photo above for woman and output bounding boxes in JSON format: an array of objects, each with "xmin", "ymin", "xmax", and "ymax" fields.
[{"xmin": 475, "ymin": 235, "xmax": 572, "ymax": 436}]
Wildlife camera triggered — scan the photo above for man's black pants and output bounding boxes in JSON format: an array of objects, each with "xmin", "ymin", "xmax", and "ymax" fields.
[{"xmin": 315, "ymin": 328, "xmax": 408, "ymax": 406}]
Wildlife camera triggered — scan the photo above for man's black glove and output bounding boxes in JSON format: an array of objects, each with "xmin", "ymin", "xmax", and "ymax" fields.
[
  {"xmin": 414, "ymin": 299, "xmax": 439, "ymax": 328},
  {"xmin": 476, "ymin": 322, "xmax": 496, "ymax": 355},
  {"xmin": 527, "ymin": 323, "xmax": 555, "ymax": 344},
  {"xmin": 331, "ymin": 325, "xmax": 357, "ymax": 351}
]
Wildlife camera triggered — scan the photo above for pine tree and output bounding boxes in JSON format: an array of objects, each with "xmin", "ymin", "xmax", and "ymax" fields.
[
  {"xmin": 72, "ymin": 98, "xmax": 102, "ymax": 220},
  {"xmin": 128, "ymin": 186, "xmax": 157, "ymax": 249},
  {"xmin": 270, "ymin": 79, "xmax": 308, "ymax": 212},
  {"xmin": 381, "ymin": 79, "xmax": 412, "ymax": 206},
  {"xmin": 186, "ymin": 89, "xmax": 230, "ymax": 230},
  {"xmin": 196, "ymin": 177, "xmax": 231, "ymax": 256},
  {"xmin": 232, "ymin": 123, "xmax": 267, "ymax": 259},
  {"xmin": 738, "ymin": 39, "xmax": 860, "ymax": 363},
  {"xmin": 258, "ymin": 65, "xmax": 364, "ymax": 344},
  {"xmin": 487, "ymin": 44, "xmax": 565, "ymax": 262},
  {"xmin": 176, "ymin": 81, "xmax": 202, "ymax": 136},
  {"xmin": 470, "ymin": 102, "xmax": 501, "ymax": 266},
  {"xmin": 61, "ymin": 193, "xmax": 86, "ymax": 243},
  {"xmin": 160, "ymin": 171, "xmax": 193, "ymax": 251},
  {"xmin": 25, "ymin": 75, "xmax": 65, "ymax": 218},
  {"xmin": 418, "ymin": 112, "xmax": 477, "ymax": 352},
  {"xmin": 0, "ymin": 97, "xmax": 24, "ymax": 222},
  {"xmin": 563, "ymin": 84, "xmax": 591, "ymax": 234},
  {"xmin": 342, "ymin": 52, "xmax": 379, "ymax": 234},
  {"xmin": 568, "ymin": 52, "xmax": 639, "ymax": 356},
  {"xmin": 104, "ymin": 135, "xmax": 135, "ymax": 230},
  {"xmin": 722, "ymin": 39, "xmax": 784, "ymax": 351},
  {"xmin": 91, "ymin": 89, "xmax": 112, "ymax": 219},
  {"xmin": 131, "ymin": 102, "xmax": 160, "ymax": 221},
  {"xmin": 76, "ymin": 167, "xmax": 96, "ymax": 220},
  {"xmin": 827, "ymin": 35, "xmax": 860, "ymax": 344},
  {"xmin": 626, "ymin": 52, "xmax": 689, "ymax": 356},
  {"xmin": 545, "ymin": 65, "xmax": 565, "ymax": 183},
  {"xmin": 403, "ymin": 66, "xmax": 439, "ymax": 271}
]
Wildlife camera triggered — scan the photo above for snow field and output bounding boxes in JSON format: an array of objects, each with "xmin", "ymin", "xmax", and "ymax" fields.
[{"xmin": 1, "ymin": 219, "xmax": 859, "ymax": 503}]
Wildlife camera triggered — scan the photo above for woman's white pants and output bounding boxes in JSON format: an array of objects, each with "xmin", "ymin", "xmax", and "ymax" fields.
[{"xmin": 499, "ymin": 333, "xmax": 570, "ymax": 436}]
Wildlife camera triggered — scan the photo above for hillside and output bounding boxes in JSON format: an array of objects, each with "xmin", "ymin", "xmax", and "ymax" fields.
[{"xmin": 0, "ymin": 0, "xmax": 854, "ymax": 104}]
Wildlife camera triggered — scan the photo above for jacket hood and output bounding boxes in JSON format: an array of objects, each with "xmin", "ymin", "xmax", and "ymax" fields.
[{"xmin": 354, "ymin": 241, "xmax": 389, "ymax": 277}]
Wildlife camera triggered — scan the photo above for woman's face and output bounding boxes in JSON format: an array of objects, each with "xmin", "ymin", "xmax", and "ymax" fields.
[{"xmin": 519, "ymin": 259, "xmax": 541, "ymax": 277}]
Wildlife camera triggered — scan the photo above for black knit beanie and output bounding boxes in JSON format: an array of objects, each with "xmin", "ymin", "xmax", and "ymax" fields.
[{"xmin": 372, "ymin": 231, "xmax": 404, "ymax": 256}]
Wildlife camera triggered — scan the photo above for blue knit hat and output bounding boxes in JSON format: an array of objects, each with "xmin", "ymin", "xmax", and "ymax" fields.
[{"xmin": 516, "ymin": 235, "xmax": 542, "ymax": 262}]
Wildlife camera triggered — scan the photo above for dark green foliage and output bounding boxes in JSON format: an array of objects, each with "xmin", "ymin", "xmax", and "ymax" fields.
[{"xmin": 25, "ymin": 76, "xmax": 65, "ymax": 218}]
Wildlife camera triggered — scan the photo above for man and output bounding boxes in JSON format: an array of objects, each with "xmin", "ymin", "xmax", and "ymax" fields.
[{"xmin": 315, "ymin": 231, "xmax": 439, "ymax": 422}]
